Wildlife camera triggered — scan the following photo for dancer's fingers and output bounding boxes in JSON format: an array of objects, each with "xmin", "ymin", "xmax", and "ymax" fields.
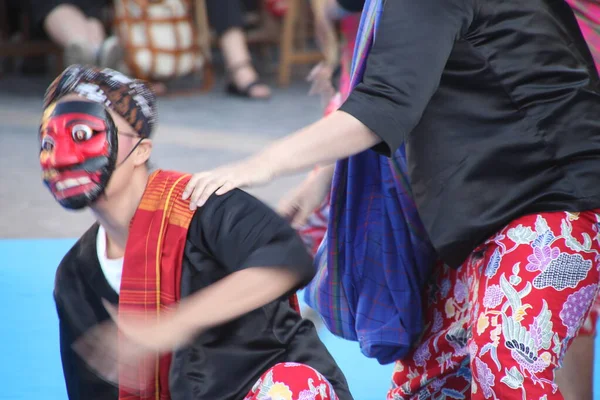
[
  {"xmin": 278, "ymin": 201, "xmax": 300, "ymax": 221},
  {"xmin": 102, "ymin": 299, "xmax": 118, "ymax": 321},
  {"xmin": 191, "ymin": 180, "xmax": 223, "ymax": 209},
  {"xmin": 291, "ymin": 208, "xmax": 312, "ymax": 228},
  {"xmin": 182, "ymin": 172, "xmax": 208, "ymax": 201},
  {"xmin": 215, "ymin": 181, "xmax": 235, "ymax": 196}
]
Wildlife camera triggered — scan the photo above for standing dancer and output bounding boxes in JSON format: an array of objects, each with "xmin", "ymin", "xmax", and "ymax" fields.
[
  {"xmin": 183, "ymin": 0, "xmax": 600, "ymax": 398},
  {"xmin": 555, "ymin": 1, "xmax": 600, "ymax": 398},
  {"xmin": 293, "ymin": 0, "xmax": 600, "ymax": 398},
  {"xmin": 40, "ymin": 65, "xmax": 352, "ymax": 400}
]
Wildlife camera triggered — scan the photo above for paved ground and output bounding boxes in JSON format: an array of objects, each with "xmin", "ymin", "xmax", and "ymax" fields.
[{"xmin": 0, "ymin": 71, "xmax": 322, "ymax": 238}]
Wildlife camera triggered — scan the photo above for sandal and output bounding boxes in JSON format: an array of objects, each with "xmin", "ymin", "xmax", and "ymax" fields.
[{"xmin": 226, "ymin": 61, "xmax": 271, "ymax": 100}]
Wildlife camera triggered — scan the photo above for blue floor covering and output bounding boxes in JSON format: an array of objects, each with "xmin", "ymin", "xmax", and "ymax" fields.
[{"xmin": 1, "ymin": 239, "xmax": 598, "ymax": 399}]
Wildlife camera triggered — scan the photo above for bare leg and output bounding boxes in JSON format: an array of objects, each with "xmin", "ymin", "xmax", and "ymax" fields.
[
  {"xmin": 219, "ymin": 28, "xmax": 271, "ymax": 98},
  {"xmin": 44, "ymin": 4, "xmax": 107, "ymax": 66},
  {"xmin": 86, "ymin": 18, "xmax": 107, "ymax": 49},
  {"xmin": 43, "ymin": 4, "xmax": 104, "ymax": 49},
  {"xmin": 556, "ymin": 335, "xmax": 594, "ymax": 400}
]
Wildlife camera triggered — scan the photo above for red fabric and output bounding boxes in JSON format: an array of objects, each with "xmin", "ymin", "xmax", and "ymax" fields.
[
  {"xmin": 580, "ymin": 295, "xmax": 600, "ymax": 336},
  {"xmin": 565, "ymin": 0, "xmax": 600, "ymax": 72},
  {"xmin": 119, "ymin": 170, "xmax": 301, "ymax": 399},
  {"xmin": 387, "ymin": 210, "xmax": 600, "ymax": 399},
  {"xmin": 265, "ymin": 0, "xmax": 288, "ymax": 17},
  {"xmin": 298, "ymin": 194, "xmax": 330, "ymax": 256},
  {"xmin": 565, "ymin": 0, "xmax": 600, "ymax": 338},
  {"xmin": 119, "ymin": 170, "xmax": 195, "ymax": 400},
  {"xmin": 243, "ymin": 362, "xmax": 339, "ymax": 400},
  {"xmin": 289, "ymin": 292, "xmax": 301, "ymax": 314}
]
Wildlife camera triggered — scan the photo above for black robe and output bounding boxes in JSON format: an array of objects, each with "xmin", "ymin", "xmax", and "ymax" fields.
[
  {"xmin": 339, "ymin": 0, "xmax": 600, "ymax": 267},
  {"xmin": 54, "ymin": 189, "xmax": 353, "ymax": 400}
]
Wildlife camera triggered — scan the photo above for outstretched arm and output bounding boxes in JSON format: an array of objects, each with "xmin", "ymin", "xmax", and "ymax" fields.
[
  {"xmin": 182, "ymin": 0, "xmax": 474, "ymax": 209},
  {"xmin": 182, "ymin": 111, "xmax": 379, "ymax": 210},
  {"xmin": 174, "ymin": 267, "xmax": 300, "ymax": 335}
]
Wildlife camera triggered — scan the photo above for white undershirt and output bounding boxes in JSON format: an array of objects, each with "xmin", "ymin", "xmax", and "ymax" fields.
[{"xmin": 96, "ymin": 225, "xmax": 124, "ymax": 294}]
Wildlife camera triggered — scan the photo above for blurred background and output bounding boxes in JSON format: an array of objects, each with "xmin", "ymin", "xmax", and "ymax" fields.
[
  {"xmin": 0, "ymin": 0, "xmax": 393, "ymax": 399},
  {"xmin": 0, "ymin": 1, "xmax": 599, "ymax": 399}
]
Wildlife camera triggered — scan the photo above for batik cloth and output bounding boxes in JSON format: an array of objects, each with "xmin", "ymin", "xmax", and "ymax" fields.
[
  {"xmin": 564, "ymin": 0, "xmax": 600, "ymax": 338},
  {"xmin": 579, "ymin": 299, "xmax": 600, "ymax": 336},
  {"xmin": 244, "ymin": 362, "xmax": 339, "ymax": 400},
  {"xmin": 297, "ymin": 15, "xmax": 360, "ymax": 255},
  {"xmin": 303, "ymin": 0, "xmax": 437, "ymax": 365},
  {"xmin": 44, "ymin": 64, "xmax": 157, "ymax": 138},
  {"xmin": 387, "ymin": 210, "xmax": 600, "ymax": 400}
]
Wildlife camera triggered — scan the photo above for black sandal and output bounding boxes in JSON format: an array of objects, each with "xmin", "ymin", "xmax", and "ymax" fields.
[{"xmin": 226, "ymin": 62, "xmax": 271, "ymax": 100}]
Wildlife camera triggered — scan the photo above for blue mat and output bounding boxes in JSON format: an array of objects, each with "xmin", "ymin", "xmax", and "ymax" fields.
[
  {"xmin": 3, "ymin": 239, "xmax": 600, "ymax": 399},
  {"xmin": 0, "ymin": 239, "xmax": 393, "ymax": 400}
]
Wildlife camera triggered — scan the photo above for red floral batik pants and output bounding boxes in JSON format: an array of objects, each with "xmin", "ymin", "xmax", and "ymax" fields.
[
  {"xmin": 580, "ymin": 287, "xmax": 600, "ymax": 336},
  {"xmin": 244, "ymin": 362, "xmax": 339, "ymax": 400},
  {"xmin": 387, "ymin": 210, "xmax": 600, "ymax": 400}
]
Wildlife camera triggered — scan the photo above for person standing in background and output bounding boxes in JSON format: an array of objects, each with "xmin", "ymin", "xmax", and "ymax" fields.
[
  {"xmin": 30, "ymin": 0, "xmax": 122, "ymax": 69},
  {"xmin": 205, "ymin": 0, "xmax": 272, "ymax": 99}
]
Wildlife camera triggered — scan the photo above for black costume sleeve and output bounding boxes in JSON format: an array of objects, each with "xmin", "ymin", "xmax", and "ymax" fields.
[
  {"xmin": 53, "ymin": 230, "xmax": 119, "ymax": 400},
  {"xmin": 56, "ymin": 298, "xmax": 81, "ymax": 400},
  {"xmin": 55, "ymin": 296, "xmax": 118, "ymax": 400},
  {"xmin": 189, "ymin": 189, "xmax": 315, "ymax": 288},
  {"xmin": 336, "ymin": 0, "xmax": 364, "ymax": 13},
  {"xmin": 339, "ymin": 0, "xmax": 474, "ymax": 156}
]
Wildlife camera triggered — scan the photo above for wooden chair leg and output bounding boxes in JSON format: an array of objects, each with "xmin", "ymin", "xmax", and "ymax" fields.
[
  {"xmin": 194, "ymin": 0, "xmax": 214, "ymax": 92},
  {"xmin": 54, "ymin": 50, "xmax": 65, "ymax": 75},
  {"xmin": 0, "ymin": 0, "xmax": 64, "ymax": 79},
  {"xmin": 278, "ymin": 0, "xmax": 299, "ymax": 87},
  {"xmin": 0, "ymin": 0, "xmax": 9, "ymax": 77},
  {"xmin": 297, "ymin": 0, "xmax": 309, "ymax": 52}
]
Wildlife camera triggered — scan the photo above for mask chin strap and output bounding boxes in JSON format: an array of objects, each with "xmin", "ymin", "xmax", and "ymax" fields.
[
  {"xmin": 116, "ymin": 137, "xmax": 145, "ymax": 167},
  {"xmin": 99, "ymin": 137, "xmax": 145, "ymax": 201}
]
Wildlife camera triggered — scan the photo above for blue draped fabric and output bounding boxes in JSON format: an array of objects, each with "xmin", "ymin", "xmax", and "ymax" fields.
[{"xmin": 304, "ymin": 0, "xmax": 437, "ymax": 365}]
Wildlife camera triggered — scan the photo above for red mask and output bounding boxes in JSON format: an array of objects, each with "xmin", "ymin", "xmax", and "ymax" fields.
[{"xmin": 39, "ymin": 101, "xmax": 118, "ymax": 210}]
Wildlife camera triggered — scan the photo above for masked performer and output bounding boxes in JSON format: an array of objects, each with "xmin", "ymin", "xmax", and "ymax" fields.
[
  {"xmin": 182, "ymin": 0, "xmax": 600, "ymax": 398},
  {"xmin": 40, "ymin": 65, "xmax": 352, "ymax": 400}
]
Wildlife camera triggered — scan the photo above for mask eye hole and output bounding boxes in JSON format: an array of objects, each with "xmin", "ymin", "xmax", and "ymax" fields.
[
  {"xmin": 71, "ymin": 124, "xmax": 93, "ymax": 142},
  {"xmin": 41, "ymin": 136, "xmax": 54, "ymax": 151}
]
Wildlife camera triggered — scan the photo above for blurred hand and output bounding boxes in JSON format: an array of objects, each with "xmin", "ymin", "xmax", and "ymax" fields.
[
  {"xmin": 73, "ymin": 300, "xmax": 194, "ymax": 391},
  {"xmin": 311, "ymin": 0, "xmax": 339, "ymax": 64},
  {"xmin": 182, "ymin": 157, "xmax": 274, "ymax": 210},
  {"xmin": 278, "ymin": 165, "xmax": 334, "ymax": 228},
  {"xmin": 307, "ymin": 62, "xmax": 336, "ymax": 108},
  {"xmin": 309, "ymin": 0, "xmax": 338, "ymax": 109}
]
